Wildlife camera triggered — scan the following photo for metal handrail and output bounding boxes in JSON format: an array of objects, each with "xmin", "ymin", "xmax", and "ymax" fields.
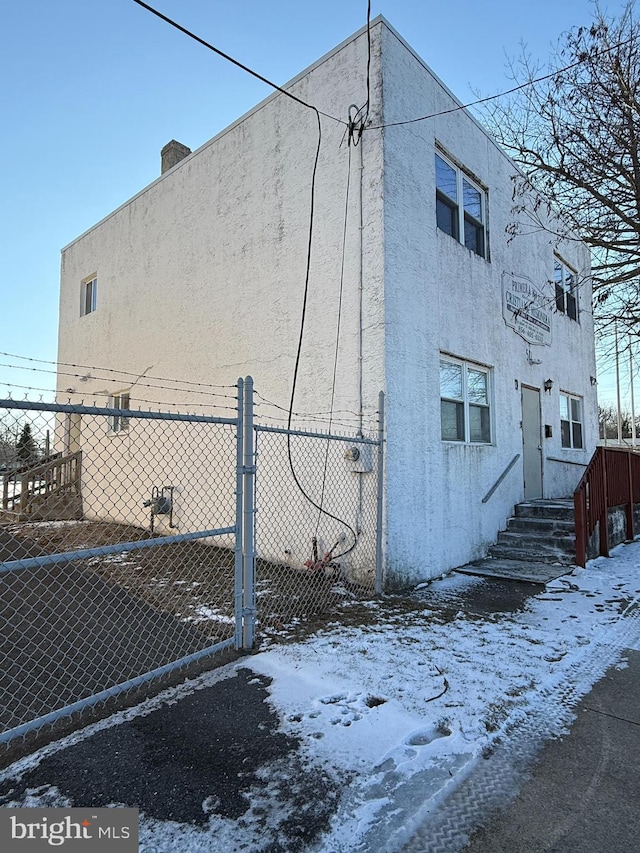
[
  {"xmin": 574, "ymin": 445, "xmax": 640, "ymax": 567},
  {"xmin": 482, "ymin": 454, "xmax": 520, "ymax": 504}
]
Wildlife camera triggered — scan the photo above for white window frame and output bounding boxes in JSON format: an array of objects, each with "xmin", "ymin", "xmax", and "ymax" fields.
[
  {"xmin": 560, "ymin": 392, "xmax": 583, "ymax": 449},
  {"xmin": 81, "ymin": 275, "xmax": 98, "ymax": 316},
  {"xmin": 554, "ymin": 258, "xmax": 578, "ymax": 322},
  {"xmin": 109, "ymin": 392, "xmax": 130, "ymax": 433},
  {"xmin": 440, "ymin": 356, "xmax": 492, "ymax": 444},
  {"xmin": 435, "ymin": 151, "xmax": 487, "ymax": 258}
]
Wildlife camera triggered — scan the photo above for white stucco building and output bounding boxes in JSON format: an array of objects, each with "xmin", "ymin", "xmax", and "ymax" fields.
[{"xmin": 57, "ymin": 17, "xmax": 598, "ymax": 589}]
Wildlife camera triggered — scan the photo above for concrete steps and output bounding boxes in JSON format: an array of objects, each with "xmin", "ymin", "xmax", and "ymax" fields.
[
  {"xmin": 489, "ymin": 500, "xmax": 575, "ymax": 566},
  {"xmin": 456, "ymin": 499, "xmax": 577, "ymax": 583}
]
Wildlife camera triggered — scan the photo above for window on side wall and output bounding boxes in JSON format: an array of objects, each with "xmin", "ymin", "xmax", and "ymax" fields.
[
  {"xmin": 435, "ymin": 152, "xmax": 486, "ymax": 258},
  {"xmin": 81, "ymin": 276, "xmax": 97, "ymax": 316},
  {"xmin": 440, "ymin": 357, "xmax": 491, "ymax": 444},
  {"xmin": 554, "ymin": 258, "xmax": 578, "ymax": 321},
  {"xmin": 109, "ymin": 392, "xmax": 130, "ymax": 433},
  {"xmin": 560, "ymin": 392, "xmax": 583, "ymax": 448}
]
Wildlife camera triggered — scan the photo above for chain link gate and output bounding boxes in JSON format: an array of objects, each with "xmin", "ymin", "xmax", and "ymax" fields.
[
  {"xmin": 248, "ymin": 379, "xmax": 385, "ymax": 638},
  {"xmin": 1, "ymin": 378, "xmax": 383, "ymax": 755},
  {"xmin": 0, "ymin": 386, "xmax": 247, "ymax": 756}
]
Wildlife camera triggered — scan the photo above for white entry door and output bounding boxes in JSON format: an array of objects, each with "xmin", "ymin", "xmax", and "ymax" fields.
[{"xmin": 521, "ymin": 386, "xmax": 543, "ymax": 500}]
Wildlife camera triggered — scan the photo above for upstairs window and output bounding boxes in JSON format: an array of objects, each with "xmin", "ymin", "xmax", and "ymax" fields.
[
  {"xmin": 560, "ymin": 393, "xmax": 583, "ymax": 449},
  {"xmin": 109, "ymin": 392, "xmax": 130, "ymax": 433},
  {"xmin": 435, "ymin": 152, "xmax": 486, "ymax": 258},
  {"xmin": 440, "ymin": 357, "xmax": 491, "ymax": 443},
  {"xmin": 81, "ymin": 276, "xmax": 97, "ymax": 316},
  {"xmin": 554, "ymin": 259, "xmax": 578, "ymax": 321}
]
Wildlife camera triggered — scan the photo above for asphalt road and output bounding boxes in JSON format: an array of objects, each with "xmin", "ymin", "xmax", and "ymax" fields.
[{"xmin": 461, "ymin": 648, "xmax": 640, "ymax": 853}]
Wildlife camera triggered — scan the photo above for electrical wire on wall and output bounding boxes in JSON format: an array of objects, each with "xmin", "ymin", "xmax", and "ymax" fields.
[
  {"xmin": 133, "ymin": 0, "xmax": 375, "ymax": 568},
  {"xmin": 286, "ymin": 2, "xmax": 373, "ymax": 566},
  {"xmin": 312, "ymin": 142, "xmax": 354, "ymax": 552}
]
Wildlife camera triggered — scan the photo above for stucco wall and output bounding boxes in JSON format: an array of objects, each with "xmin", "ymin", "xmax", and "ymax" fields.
[
  {"xmin": 57, "ymin": 18, "xmax": 599, "ymax": 589},
  {"xmin": 57, "ymin": 24, "xmax": 385, "ymax": 582},
  {"xmin": 379, "ymin": 24, "xmax": 597, "ymax": 587}
]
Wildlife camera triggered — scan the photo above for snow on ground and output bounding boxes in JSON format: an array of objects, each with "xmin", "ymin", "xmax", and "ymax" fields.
[
  {"xmin": 244, "ymin": 548, "xmax": 640, "ymax": 850},
  {"xmin": 3, "ymin": 542, "xmax": 640, "ymax": 852}
]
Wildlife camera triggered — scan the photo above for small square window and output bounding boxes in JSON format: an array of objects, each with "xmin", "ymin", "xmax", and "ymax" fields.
[
  {"xmin": 440, "ymin": 357, "xmax": 491, "ymax": 444},
  {"xmin": 554, "ymin": 259, "xmax": 578, "ymax": 322},
  {"xmin": 81, "ymin": 276, "xmax": 97, "ymax": 316},
  {"xmin": 435, "ymin": 151, "xmax": 487, "ymax": 258},
  {"xmin": 109, "ymin": 392, "xmax": 130, "ymax": 433},
  {"xmin": 560, "ymin": 392, "xmax": 583, "ymax": 449}
]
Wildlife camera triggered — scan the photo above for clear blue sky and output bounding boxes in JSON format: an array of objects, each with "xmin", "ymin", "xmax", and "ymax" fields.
[{"xmin": 0, "ymin": 0, "xmax": 627, "ymax": 400}]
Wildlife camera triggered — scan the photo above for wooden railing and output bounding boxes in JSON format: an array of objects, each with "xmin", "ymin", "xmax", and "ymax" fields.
[
  {"xmin": 574, "ymin": 446, "xmax": 640, "ymax": 567},
  {"xmin": 2, "ymin": 451, "xmax": 82, "ymax": 514}
]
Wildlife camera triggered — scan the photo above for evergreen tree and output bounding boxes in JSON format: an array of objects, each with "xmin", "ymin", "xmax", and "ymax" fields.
[{"xmin": 16, "ymin": 423, "xmax": 38, "ymax": 465}]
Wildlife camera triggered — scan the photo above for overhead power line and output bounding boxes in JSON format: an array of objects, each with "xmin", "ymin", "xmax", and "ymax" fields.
[
  {"xmin": 132, "ymin": 0, "xmax": 347, "ymax": 126},
  {"xmin": 367, "ymin": 32, "xmax": 639, "ymax": 130}
]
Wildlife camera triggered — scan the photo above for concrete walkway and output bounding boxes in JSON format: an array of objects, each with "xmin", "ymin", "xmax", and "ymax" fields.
[{"xmin": 460, "ymin": 648, "xmax": 640, "ymax": 853}]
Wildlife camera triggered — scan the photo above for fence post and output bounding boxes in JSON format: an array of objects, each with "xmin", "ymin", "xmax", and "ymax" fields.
[
  {"xmin": 242, "ymin": 376, "xmax": 256, "ymax": 649},
  {"xmin": 375, "ymin": 391, "xmax": 385, "ymax": 594},
  {"xmin": 573, "ymin": 488, "xmax": 586, "ymax": 568},
  {"xmin": 600, "ymin": 450, "xmax": 609, "ymax": 557},
  {"xmin": 234, "ymin": 378, "xmax": 244, "ymax": 650},
  {"xmin": 627, "ymin": 451, "xmax": 635, "ymax": 540}
]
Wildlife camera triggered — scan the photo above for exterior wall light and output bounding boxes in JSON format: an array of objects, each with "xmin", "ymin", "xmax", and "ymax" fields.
[{"xmin": 544, "ymin": 378, "xmax": 554, "ymax": 393}]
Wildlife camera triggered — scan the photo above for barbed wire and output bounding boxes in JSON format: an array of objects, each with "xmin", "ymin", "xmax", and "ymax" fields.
[
  {"xmin": 0, "ymin": 360, "xmax": 238, "ymax": 401},
  {"xmin": 0, "ymin": 383, "xmax": 237, "ymax": 414},
  {"xmin": 0, "ymin": 351, "xmax": 237, "ymax": 391},
  {"xmin": 253, "ymin": 390, "xmax": 377, "ymax": 423}
]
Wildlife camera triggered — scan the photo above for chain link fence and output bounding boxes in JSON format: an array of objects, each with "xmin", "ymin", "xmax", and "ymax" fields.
[
  {"xmin": 254, "ymin": 423, "xmax": 381, "ymax": 637},
  {"xmin": 1, "ymin": 381, "xmax": 383, "ymax": 756},
  {"xmin": 1, "ymin": 396, "xmax": 242, "ymax": 759}
]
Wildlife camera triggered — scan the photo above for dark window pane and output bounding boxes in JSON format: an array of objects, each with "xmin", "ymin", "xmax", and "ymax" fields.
[
  {"xmin": 567, "ymin": 292, "xmax": 577, "ymax": 320},
  {"xmin": 464, "ymin": 216, "xmax": 484, "ymax": 256},
  {"xmin": 570, "ymin": 398, "xmax": 581, "ymax": 421},
  {"xmin": 469, "ymin": 404, "xmax": 490, "ymax": 442},
  {"xmin": 441, "ymin": 400, "xmax": 464, "ymax": 441},
  {"xmin": 435, "ymin": 154, "xmax": 457, "ymax": 200},
  {"xmin": 437, "ymin": 195, "xmax": 458, "ymax": 238},
  {"xmin": 572, "ymin": 422, "xmax": 583, "ymax": 449},
  {"xmin": 561, "ymin": 419, "xmax": 571, "ymax": 448},
  {"xmin": 462, "ymin": 179, "xmax": 482, "ymax": 220},
  {"xmin": 555, "ymin": 283, "xmax": 566, "ymax": 313}
]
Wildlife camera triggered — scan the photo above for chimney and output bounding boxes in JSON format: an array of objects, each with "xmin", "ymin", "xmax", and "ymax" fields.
[{"xmin": 161, "ymin": 140, "xmax": 192, "ymax": 175}]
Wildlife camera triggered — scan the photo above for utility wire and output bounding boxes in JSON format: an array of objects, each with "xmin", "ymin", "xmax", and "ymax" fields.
[
  {"xmin": 315, "ymin": 142, "xmax": 354, "ymax": 554},
  {"xmin": 132, "ymin": 0, "xmax": 346, "ymax": 126},
  {"xmin": 364, "ymin": 0, "xmax": 372, "ymax": 120},
  {"xmin": 367, "ymin": 32, "xmax": 639, "ymax": 130},
  {"xmin": 347, "ymin": 0, "xmax": 372, "ymax": 147}
]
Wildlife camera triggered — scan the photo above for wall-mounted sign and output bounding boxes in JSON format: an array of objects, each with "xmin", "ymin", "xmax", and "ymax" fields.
[{"xmin": 502, "ymin": 272, "xmax": 552, "ymax": 346}]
